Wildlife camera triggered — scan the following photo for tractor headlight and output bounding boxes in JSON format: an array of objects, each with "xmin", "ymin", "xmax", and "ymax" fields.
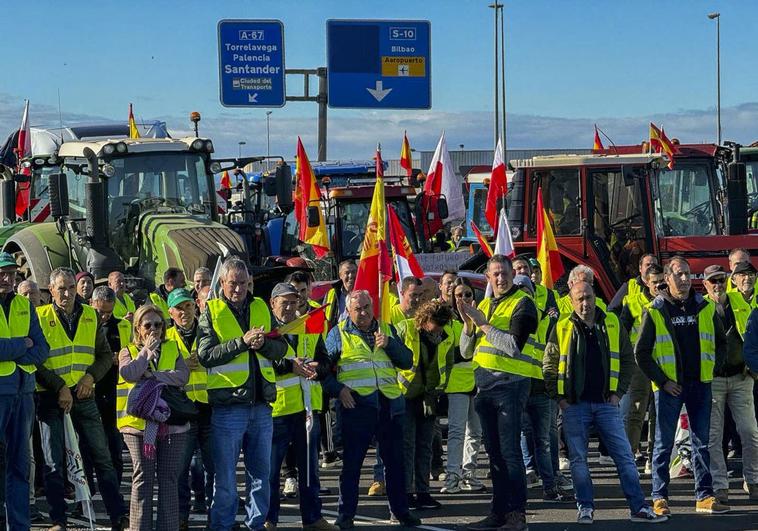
[
  {"xmin": 115, "ymin": 142, "xmax": 128, "ymax": 154},
  {"xmin": 102, "ymin": 144, "xmax": 116, "ymax": 155},
  {"xmin": 102, "ymin": 164, "xmax": 116, "ymax": 178},
  {"xmin": 191, "ymin": 139, "xmax": 205, "ymax": 151},
  {"xmin": 205, "ymin": 140, "xmax": 214, "ymax": 153}
]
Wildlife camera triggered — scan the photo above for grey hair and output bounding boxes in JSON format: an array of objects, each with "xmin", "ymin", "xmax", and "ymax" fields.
[
  {"xmin": 219, "ymin": 257, "xmax": 249, "ymax": 281},
  {"xmin": 49, "ymin": 267, "xmax": 75, "ymax": 287},
  {"xmin": 17, "ymin": 279, "xmax": 38, "ymax": 292},
  {"xmin": 194, "ymin": 266, "xmax": 211, "ymax": 277},
  {"xmin": 348, "ymin": 289, "xmax": 372, "ymax": 306},
  {"xmin": 568, "ymin": 264, "xmax": 594, "ymax": 286},
  {"xmin": 91, "ymin": 286, "xmax": 116, "ymax": 303}
]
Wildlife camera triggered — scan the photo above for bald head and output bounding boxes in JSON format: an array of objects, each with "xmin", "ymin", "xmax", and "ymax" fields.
[
  {"xmin": 17, "ymin": 280, "xmax": 42, "ymax": 308},
  {"xmin": 570, "ymin": 280, "xmax": 595, "ymax": 324}
]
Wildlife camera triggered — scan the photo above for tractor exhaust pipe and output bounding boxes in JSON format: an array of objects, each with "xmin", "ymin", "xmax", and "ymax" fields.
[{"xmin": 82, "ymin": 147, "xmax": 108, "ymax": 247}]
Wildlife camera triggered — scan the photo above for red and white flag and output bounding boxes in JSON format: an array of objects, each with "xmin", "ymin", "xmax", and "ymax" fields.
[
  {"xmin": 493, "ymin": 208, "xmax": 515, "ymax": 259},
  {"xmin": 15, "ymin": 100, "xmax": 32, "ymax": 217},
  {"xmin": 485, "ymin": 137, "xmax": 507, "ymax": 233},
  {"xmin": 388, "ymin": 204, "xmax": 424, "ymax": 284},
  {"xmin": 422, "ymin": 132, "xmax": 465, "ymax": 237}
]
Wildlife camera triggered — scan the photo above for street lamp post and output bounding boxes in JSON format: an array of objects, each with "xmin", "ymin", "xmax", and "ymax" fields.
[
  {"xmin": 266, "ymin": 111, "xmax": 272, "ymax": 171},
  {"xmin": 708, "ymin": 12, "xmax": 721, "ymax": 145},
  {"xmin": 238, "ymin": 141, "xmax": 246, "ymax": 159}
]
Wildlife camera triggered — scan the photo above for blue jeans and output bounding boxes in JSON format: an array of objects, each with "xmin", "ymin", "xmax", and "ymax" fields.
[
  {"xmin": 562, "ymin": 400, "xmax": 647, "ymax": 513},
  {"xmin": 521, "ymin": 393, "xmax": 557, "ymax": 489},
  {"xmin": 37, "ymin": 392, "xmax": 125, "ymax": 526},
  {"xmin": 179, "ymin": 406, "xmax": 214, "ymax": 521},
  {"xmin": 0, "ymin": 392, "xmax": 34, "ymax": 531},
  {"xmin": 210, "ymin": 403, "xmax": 273, "ymax": 531},
  {"xmin": 373, "ymin": 443, "xmax": 385, "ymax": 482},
  {"xmin": 475, "ymin": 379, "xmax": 530, "ymax": 516},
  {"xmin": 339, "ymin": 395, "xmax": 409, "ymax": 520},
  {"xmin": 653, "ymin": 381, "xmax": 713, "ymax": 501},
  {"xmin": 268, "ymin": 412, "xmax": 322, "ymax": 525}
]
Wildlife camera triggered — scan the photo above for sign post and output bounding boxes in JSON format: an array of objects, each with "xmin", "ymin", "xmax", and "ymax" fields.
[{"xmin": 218, "ymin": 19, "xmax": 286, "ymax": 107}]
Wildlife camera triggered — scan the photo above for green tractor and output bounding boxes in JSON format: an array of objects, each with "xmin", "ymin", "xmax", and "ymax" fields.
[{"xmin": 2, "ymin": 131, "xmax": 249, "ymax": 294}]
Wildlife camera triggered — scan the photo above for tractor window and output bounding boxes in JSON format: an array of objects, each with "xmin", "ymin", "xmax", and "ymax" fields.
[
  {"xmin": 655, "ymin": 164, "xmax": 716, "ymax": 236},
  {"xmin": 591, "ymin": 170, "xmax": 646, "ymax": 283},
  {"xmin": 335, "ymin": 199, "xmax": 417, "ymax": 259},
  {"xmin": 529, "ymin": 169, "xmax": 581, "ymax": 236},
  {"xmin": 747, "ymin": 161, "xmax": 758, "ymax": 222},
  {"xmin": 470, "ymin": 185, "xmax": 492, "ymax": 235}
]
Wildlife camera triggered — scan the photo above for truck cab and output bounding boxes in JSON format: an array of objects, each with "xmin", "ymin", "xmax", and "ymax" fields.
[{"xmin": 507, "ymin": 144, "xmax": 754, "ymax": 299}]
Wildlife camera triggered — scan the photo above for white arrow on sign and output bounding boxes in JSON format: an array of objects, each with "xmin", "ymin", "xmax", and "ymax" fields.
[
  {"xmin": 366, "ymin": 81, "xmax": 392, "ymax": 102},
  {"xmin": 248, "ymin": 93, "xmax": 258, "ymax": 103}
]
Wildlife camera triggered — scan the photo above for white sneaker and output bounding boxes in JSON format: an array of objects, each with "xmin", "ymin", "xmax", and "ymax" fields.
[
  {"xmin": 559, "ymin": 457, "xmax": 571, "ymax": 471},
  {"xmin": 577, "ymin": 507, "xmax": 594, "ymax": 525},
  {"xmin": 644, "ymin": 459, "xmax": 652, "ymax": 475},
  {"xmin": 440, "ymin": 473, "xmax": 461, "ymax": 494},
  {"xmin": 283, "ymin": 477, "xmax": 298, "ymax": 497},
  {"xmin": 598, "ymin": 455, "xmax": 614, "ymax": 466}
]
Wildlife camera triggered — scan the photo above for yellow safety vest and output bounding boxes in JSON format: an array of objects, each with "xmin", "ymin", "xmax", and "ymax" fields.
[
  {"xmin": 116, "ymin": 318, "xmax": 132, "ymax": 348},
  {"xmin": 474, "ymin": 290, "xmax": 542, "ymax": 378},
  {"xmin": 113, "ymin": 293, "xmax": 136, "ymax": 320},
  {"xmin": 324, "ymin": 287, "xmax": 339, "ymax": 325},
  {"xmin": 625, "ymin": 278, "xmax": 642, "ymax": 303},
  {"xmin": 149, "ymin": 292, "xmax": 170, "ymax": 323},
  {"xmin": 440, "ymin": 320, "xmax": 475, "ymax": 393},
  {"xmin": 0, "ymin": 295, "xmax": 35, "ymax": 376},
  {"xmin": 390, "ymin": 304, "xmax": 411, "ymax": 327},
  {"xmin": 625, "ymin": 292, "xmax": 653, "ymax": 346},
  {"xmin": 396, "ymin": 318, "xmax": 457, "ymax": 393},
  {"xmin": 726, "ymin": 276, "xmax": 737, "ymax": 293},
  {"xmin": 116, "ymin": 341, "xmax": 181, "ymax": 431},
  {"xmin": 206, "ymin": 297, "xmax": 275, "ymax": 390},
  {"xmin": 165, "ymin": 325, "xmax": 208, "ymax": 403},
  {"xmin": 555, "ymin": 312, "xmax": 621, "ymax": 395},
  {"xmin": 726, "ymin": 291, "xmax": 758, "ymax": 339},
  {"xmin": 271, "ymin": 334, "xmax": 323, "ymax": 417},
  {"xmin": 522, "ymin": 314, "xmax": 551, "ymax": 380},
  {"xmin": 647, "ymin": 302, "xmax": 716, "ymax": 391},
  {"xmin": 337, "ymin": 320, "xmax": 400, "ymax": 399},
  {"xmin": 557, "ymin": 294, "xmax": 607, "ymax": 316},
  {"xmin": 36, "ymin": 304, "xmax": 97, "ymax": 390}
]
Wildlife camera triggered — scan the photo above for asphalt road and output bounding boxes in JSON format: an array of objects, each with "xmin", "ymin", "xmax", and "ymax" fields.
[{"xmin": 34, "ymin": 446, "xmax": 757, "ymax": 531}]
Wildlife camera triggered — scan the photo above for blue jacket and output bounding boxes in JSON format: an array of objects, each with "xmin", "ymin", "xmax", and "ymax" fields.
[
  {"xmin": 0, "ymin": 302, "xmax": 49, "ymax": 395},
  {"xmin": 743, "ymin": 309, "xmax": 758, "ymax": 374},
  {"xmin": 324, "ymin": 318, "xmax": 412, "ymax": 417}
]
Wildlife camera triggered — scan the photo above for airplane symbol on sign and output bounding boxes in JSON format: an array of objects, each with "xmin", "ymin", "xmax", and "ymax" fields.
[{"xmin": 398, "ymin": 65, "xmax": 409, "ymax": 76}]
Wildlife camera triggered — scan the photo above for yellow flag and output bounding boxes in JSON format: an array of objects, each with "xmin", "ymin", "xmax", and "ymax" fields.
[{"xmin": 128, "ymin": 103, "xmax": 140, "ymax": 139}]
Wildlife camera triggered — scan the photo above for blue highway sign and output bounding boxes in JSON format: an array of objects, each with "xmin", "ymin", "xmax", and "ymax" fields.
[
  {"xmin": 327, "ymin": 19, "xmax": 431, "ymax": 109},
  {"xmin": 218, "ymin": 19, "xmax": 285, "ymax": 107}
]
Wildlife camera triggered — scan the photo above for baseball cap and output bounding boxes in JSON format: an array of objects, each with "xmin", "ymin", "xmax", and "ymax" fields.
[
  {"xmin": 732, "ymin": 261, "xmax": 757, "ymax": 275},
  {"xmin": 167, "ymin": 288, "xmax": 195, "ymax": 309},
  {"xmin": 528, "ymin": 258, "xmax": 540, "ymax": 270},
  {"xmin": 0, "ymin": 252, "xmax": 17, "ymax": 269},
  {"xmin": 513, "ymin": 274, "xmax": 534, "ymax": 295},
  {"xmin": 703, "ymin": 264, "xmax": 727, "ymax": 280},
  {"xmin": 271, "ymin": 282, "xmax": 298, "ymax": 299}
]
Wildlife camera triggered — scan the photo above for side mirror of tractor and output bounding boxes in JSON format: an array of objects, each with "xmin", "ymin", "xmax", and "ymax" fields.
[
  {"xmin": 0, "ymin": 180, "xmax": 16, "ymax": 223},
  {"xmin": 274, "ymin": 164, "xmax": 293, "ymax": 211},
  {"xmin": 307, "ymin": 205, "xmax": 321, "ymax": 227},
  {"xmin": 437, "ymin": 196, "xmax": 449, "ymax": 220},
  {"xmin": 48, "ymin": 173, "xmax": 70, "ymax": 219}
]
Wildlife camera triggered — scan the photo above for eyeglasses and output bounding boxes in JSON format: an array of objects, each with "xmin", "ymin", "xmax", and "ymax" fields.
[
  {"xmin": 707, "ymin": 277, "xmax": 726, "ymax": 285},
  {"xmin": 655, "ymin": 282, "xmax": 668, "ymax": 291},
  {"xmin": 141, "ymin": 321, "xmax": 164, "ymax": 330},
  {"xmin": 456, "ymin": 291, "xmax": 474, "ymax": 299}
]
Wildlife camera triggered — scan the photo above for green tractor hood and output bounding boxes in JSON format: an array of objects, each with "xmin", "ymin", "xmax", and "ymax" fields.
[{"xmin": 138, "ymin": 213, "xmax": 247, "ymax": 288}]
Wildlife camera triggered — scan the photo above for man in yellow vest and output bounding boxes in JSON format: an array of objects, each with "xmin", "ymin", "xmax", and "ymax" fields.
[
  {"xmin": 323, "ymin": 290, "xmax": 420, "ymax": 529},
  {"xmin": 150, "ymin": 267, "xmax": 186, "ymax": 323},
  {"xmin": 389, "ymin": 276, "xmax": 423, "ymax": 327},
  {"xmin": 198, "ymin": 257, "xmax": 287, "ymax": 531},
  {"xmin": 706, "ymin": 263, "xmax": 758, "ymax": 502},
  {"xmin": 89, "ymin": 286, "xmax": 132, "ymax": 486},
  {"xmin": 556, "ymin": 265, "xmax": 606, "ymax": 315},
  {"xmin": 543, "ymin": 281, "xmax": 664, "ymax": 524},
  {"xmin": 35, "ymin": 267, "xmax": 127, "ymax": 531},
  {"xmin": 617, "ymin": 263, "xmax": 665, "ymax": 464},
  {"xmin": 608, "ymin": 253, "xmax": 658, "ymax": 313},
  {"xmin": 17, "ymin": 279, "xmax": 43, "ymax": 308},
  {"xmin": 0, "ymin": 252, "xmax": 48, "ymax": 530},
  {"xmin": 635, "ymin": 256, "xmax": 729, "ymax": 516},
  {"xmin": 75, "ymin": 271, "xmax": 94, "ymax": 304},
  {"xmin": 324, "ymin": 260, "xmax": 357, "ymax": 330},
  {"xmin": 438, "ymin": 271, "xmax": 457, "ymax": 306},
  {"xmin": 264, "ymin": 283, "xmax": 337, "ymax": 531},
  {"xmin": 458, "ymin": 254, "xmax": 538, "ymax": 531},
  {"xmin": 726, "ymin": 247, "xmax": 750, "ymax": 293},
  {"xmin": 166, "ymin": 287, "xmax": 214, "ymax": 528},
  {"xmin": 192, "ymin": 266, "xmax": 212, "ymax": 299},
  {"xmin": 108, "ymin": 271, "xmax": 136, "ymax": 321}
]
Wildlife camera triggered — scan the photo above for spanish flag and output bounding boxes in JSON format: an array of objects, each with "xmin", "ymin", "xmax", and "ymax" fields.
[
  {"xmin": 470, "ymin": 220, "xmax": 493, "ymax": 258},
  {"xmin": 128, "ymin": 103, "xmax": 140, "ymax": 139},
  {"xmin": 400, "ymin": 131, "xmax": 413, "ymax": 177},
  {"xmin": 593, "ymin": 125, "xmax": 604, "ymax": 152},
  {"xmin": 219, "ymin": 170, "xmax": 232, "ymax": 190},
  {"xmin": 273, "ymin": 304, "xmax": 328, "ymax": 336},
  {"xmin": 649, "ymin": 122, "xmax": 677, "ymax": 170},
  {"xmin": 294, "ymin": 138, "xmax": 330, "ymax": 258},
  {"xmin": 353, "ymin": 145, "xmax": 393, "ymax": 323},
  {"xmin": 536, "ymin": 187, "xmax": 564, "ymax": 288}
]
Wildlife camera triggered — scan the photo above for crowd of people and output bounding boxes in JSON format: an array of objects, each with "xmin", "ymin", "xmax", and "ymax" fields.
[{"xmin": 0, "ymin": 246, "xmax": 757, "ymax": 531}]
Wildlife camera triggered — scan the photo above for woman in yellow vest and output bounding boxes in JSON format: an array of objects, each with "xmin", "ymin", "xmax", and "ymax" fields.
[{"xmin": 118, "ymin": 304, "xmax": 190, "ymax": 531}]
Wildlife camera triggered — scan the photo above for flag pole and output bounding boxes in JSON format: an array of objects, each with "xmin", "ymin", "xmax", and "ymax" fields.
[{"xmin": 376, "ymin": 142, "xmax": 383, "ymax": 327}]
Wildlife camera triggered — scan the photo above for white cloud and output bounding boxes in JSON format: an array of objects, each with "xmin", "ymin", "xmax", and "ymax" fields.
[{"xmin": 1, "ymin": 92, "xmax": 756, "ymax": 160}]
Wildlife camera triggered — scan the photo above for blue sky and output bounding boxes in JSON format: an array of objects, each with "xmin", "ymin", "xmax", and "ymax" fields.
[{"xmin": 1, "ymin": 0, "xmax": 756, "ymax": 157}]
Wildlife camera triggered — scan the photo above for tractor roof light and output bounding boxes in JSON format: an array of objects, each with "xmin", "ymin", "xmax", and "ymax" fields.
[
  {"xmin": 191, "ymin": 139, "xmax": 205, "ymax": 151},
  {"xmin": 205, "ymin": 140, "xmax": 214, "ymax": 153},
  {"xmin": 102, "ymin": 143, "xmax": 116, "ymax": 156},
  {"xmin": 115, "ymin": 142, "xmax": 128, "ymax": 154}
]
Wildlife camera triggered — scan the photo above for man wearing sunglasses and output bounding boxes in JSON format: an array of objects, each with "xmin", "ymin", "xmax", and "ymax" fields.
[
  {"xmin": 618, "ymin": 263, "xmax": 665, "ymax": 464},
  {"xmin": 714, "ymin": 261, "xmax": 758, "ymax": 501},
  {"xmin": 35, "ymin": 267, "xmax": 128, "ymax": 531},
  {"xmin": 635, "ymin": 256, "xmax": 728, "ymax": 516}
]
